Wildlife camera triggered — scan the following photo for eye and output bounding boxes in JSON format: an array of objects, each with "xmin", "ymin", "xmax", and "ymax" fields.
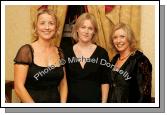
[
  {"xmin": 81, "ymin": 26, "xmax": 85, "ymax": 29},
  {"xmin": 120, "ymin": 35, "xmax": 126, "ymax": 38},
  {"xmin": 112, "ymin": 36, "xmax": 117, "ymax": 40},
  {"xmin": 39, "ymin": 21, "xmax": 45, "ymax": 25},
  {"xmin": 49, "ymin": 22, "xmax": 55, "ymax": 25},
  {"xmin": 88, "ymin": 27, "xmax": 93, "ymax": 30}
]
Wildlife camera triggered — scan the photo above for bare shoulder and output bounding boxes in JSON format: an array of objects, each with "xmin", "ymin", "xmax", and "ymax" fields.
[{"xmin": 30, "ymin": 42, "xmax": 38, "ymax": 51}]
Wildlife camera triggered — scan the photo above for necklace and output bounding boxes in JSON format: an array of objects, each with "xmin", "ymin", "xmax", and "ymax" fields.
[{"xmin": 118, "ymin": 52, "xmax": 131, "ymax": 61}]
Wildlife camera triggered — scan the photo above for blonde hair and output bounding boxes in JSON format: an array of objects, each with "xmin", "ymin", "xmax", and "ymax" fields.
[
  {"xmin": 72, "ymin": 13, "xmax": 98, "ymax": 43},
  {"xmin": 32, "ymin": 9, "xmax": 59, "ymax": 41},
  {"xmin": 110, "ymin": 23, "xmax": 137, "ymax": 52}
]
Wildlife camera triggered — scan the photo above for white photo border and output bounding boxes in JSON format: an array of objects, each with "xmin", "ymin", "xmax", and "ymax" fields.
[{"xmin": 1, "ymin": 1, "xmax": 159, "ymax": 108}]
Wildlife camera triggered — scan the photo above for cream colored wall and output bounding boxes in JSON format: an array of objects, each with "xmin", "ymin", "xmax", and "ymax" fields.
[
  {"xmin": 140, "ymin": 6, "xmax": 155, "ymax": 97},
  {"xmin": 5, "ymin": 6, "xmax": 31, "ymax": 102}
]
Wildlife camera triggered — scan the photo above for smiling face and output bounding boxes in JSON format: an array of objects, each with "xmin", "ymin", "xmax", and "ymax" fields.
[
  {"xmin": 77, "ymin": 19, "xmax": 95, "ymax": 43},
  {"xmin": 72, "ymin": 13, "xmax": 98, "ymax": 43},
  {"xmin": 112, "ymin": 28, "xmax": 131, "ymax": 53},
  {"xmin": 36, "ymin": 13, "xmax": 56, "ymax": 40}
]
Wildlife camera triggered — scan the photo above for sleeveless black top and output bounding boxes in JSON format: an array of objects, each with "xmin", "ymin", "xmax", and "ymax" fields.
[{"xmin": 14, "ymin": 44, "xmax": 64, "ymax": 103}]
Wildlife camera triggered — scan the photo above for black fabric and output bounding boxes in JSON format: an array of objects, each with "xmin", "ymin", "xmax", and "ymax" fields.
[
  {"xmin": 14, "ymin": 44, "xmax": 33, "ymax": 65},
  {"xmin": 14, "ymin": 44, "xmax": 64, "ymax": 103},
  {"xmin": 107, "ymin": 50, "xmax": 152, "ymax": 103},
  {"xmin": 64, "ymin": 45, "xmax": 110, "ymax": 103}
]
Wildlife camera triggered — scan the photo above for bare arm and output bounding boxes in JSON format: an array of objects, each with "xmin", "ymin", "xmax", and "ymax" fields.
[
  {"xmin": 101, "ymin": 84, "xmax": 109, "ymax": 103},
  {"xmin": 14, "ymin": 64, "xmax": 34, "ymax": 103},
  {"xmin": 59, "ymin": 67, "xmax": 68, "ymax": 103}
]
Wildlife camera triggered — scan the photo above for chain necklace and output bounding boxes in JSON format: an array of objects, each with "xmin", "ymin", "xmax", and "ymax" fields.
[{"xmin": 118, "ymin": 52, "xmax": 131, "ymax": 61}]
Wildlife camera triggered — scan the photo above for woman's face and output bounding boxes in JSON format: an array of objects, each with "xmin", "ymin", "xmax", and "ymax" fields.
[
  {"xmin": 77, "ymin": 19, "xmax": 95, "ymax": 43},
  {"xmin": 36, "ymin": 13, "xmax": 56, "ymax": 40},
  {"xmin": 112, "ymin": 28, "xmax": 130, "ymax": 53}
]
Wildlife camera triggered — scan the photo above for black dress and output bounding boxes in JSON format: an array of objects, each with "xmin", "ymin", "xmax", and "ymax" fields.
[
  {"xmin": 64, "ymin": 45, "xmax": 110, "ymax": 103},
  {"xmin": 107, "ymin": 50, "xmax": 152, "ymax": 103},
  {"xmin": 14, "ymin": 44, "xmax": 64, "ymax": 103}
]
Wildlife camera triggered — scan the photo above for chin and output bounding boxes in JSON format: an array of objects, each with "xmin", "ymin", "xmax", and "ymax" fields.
[
  {"xmin": 41, "ymin": 37, "xmax": 52, "ymax": 41},
  {"xmin": 116, "ymin": 48, "xmax": 125, "ymax": 52},
  {"xmin": 43, "ymin": 36, "xmax": 54, "ymax": 40},
  {"xmin": 82, "ymin": 40, "xmax": 91, "ymax": 43},
  {"xmin": 82, "ymin": 38, "xmax": 92, "ymax": 43}
]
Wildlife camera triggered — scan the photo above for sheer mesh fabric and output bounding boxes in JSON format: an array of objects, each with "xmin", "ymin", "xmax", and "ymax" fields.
[{"xmin": 14, "ymin": 44, "xmax": 33, "ymax": 65}]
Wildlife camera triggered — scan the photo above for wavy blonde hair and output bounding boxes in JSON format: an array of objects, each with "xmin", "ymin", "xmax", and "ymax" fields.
[
  {"xmin": 110, "ymin": 23, "xmax": 137, "ymax": 52},
  {"xmin": 32, "ymin": 9, "xmax": 59, "ymax": 42}
]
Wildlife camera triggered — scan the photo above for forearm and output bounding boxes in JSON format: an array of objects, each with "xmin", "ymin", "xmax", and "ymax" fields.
[
  {"xmin": 15, "ymin": 86, "xmax": 34, "ymax": 103},
  {"xmin": 59, "ymin": 82, "xmax": 68, "ymax": 103},
  {"xmin": 14, "ymin": 64, "xmax": 33, "ymax": 102},
  {"xmin": 101, "ymin": 84, "xmax": 109, "ymax": 103}
]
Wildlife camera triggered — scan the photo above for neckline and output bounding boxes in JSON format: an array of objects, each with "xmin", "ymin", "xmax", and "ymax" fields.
[
  {"xmin": 72, "ymin": 45, "xmax": 98, "ymax": 70},
  {"xmin": 118, "ymin": 52, "xmax": 132, "ymax": 61},
  {"xmin": 114, "ymin": 53, "xmax": 132, "ymax": 70},
  {"xmin": 27, "ymin": 44, "xmax": 62, "ymax": 68},
  {"xmin": 33, "ymin": 63, "xmax": 62, "ymax": 68}
]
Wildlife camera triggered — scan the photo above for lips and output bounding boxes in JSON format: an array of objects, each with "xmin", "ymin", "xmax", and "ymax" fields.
[
  {"xmin": 116, "ymin": 43, "xmax": 124, "ymax": 48},
  {"xmin": 82, "ymin": 34, "xmax": 89, "ymax": 37},
  {"xmin": 42, "ymin": 31, "xmax": 52, "ymax": 35},
  {"xmin": 43, "ymin": 31, "xmax": 50, "ymax": 33}
]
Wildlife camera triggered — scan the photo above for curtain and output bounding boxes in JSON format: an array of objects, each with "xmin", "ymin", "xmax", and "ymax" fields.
[
  {"xmin": 30, "ymin": 5, "xmax": 141, "ymax": 59},
  {"xmin": 87, "ymin": 5, "xmax": 141, "ymax": 60},
  {"xmin": 30, "ymin": 5, "xmax": 68, "ymax": 47}
]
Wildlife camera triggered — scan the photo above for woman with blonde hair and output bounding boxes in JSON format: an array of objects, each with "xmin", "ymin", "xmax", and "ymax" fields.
[
  {"xmin": 64, "ymin": 13, "xmax": 110, "ymax": 103},
  {"xmin": 108, "ymin": 23, "xmax": 152, "ymax": 103},
  {"xmin": 14, "ymin": 9, "xmax": 68, "ymax": 103}
]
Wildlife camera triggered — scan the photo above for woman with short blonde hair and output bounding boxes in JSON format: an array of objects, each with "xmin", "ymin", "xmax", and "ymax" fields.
[
  {"xmin": 110, "ymin": 23, "xmax": 137, "ymax": 52},
  {"xmin": 108, "ymin": 22, "xmax": 152, "ymax": 103}
]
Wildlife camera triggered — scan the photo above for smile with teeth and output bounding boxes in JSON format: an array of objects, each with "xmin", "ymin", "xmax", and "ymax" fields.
[
  {"xmin": 83, "ymin": 35, "xmax": 89, "ymax": 37},
  {"xmin": 116, "ymin": 43, "xmax": 124, "ymax": 48},
  {"xmin": 43, "ymin": 31, "xmax": 51, "ymax": 34}
]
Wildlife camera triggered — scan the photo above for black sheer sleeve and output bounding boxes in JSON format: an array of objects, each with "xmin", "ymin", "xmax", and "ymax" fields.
[
  {"xmin": 136, "ymin": 55, "xmax": 152, "ymax": 102},
  {"xmin": 14, "ymin": 44, "xmax": 33, "ymax": 65},
  {"xmin": 100, "ymin": 49, "xmax": 110, "ymax": 84}
]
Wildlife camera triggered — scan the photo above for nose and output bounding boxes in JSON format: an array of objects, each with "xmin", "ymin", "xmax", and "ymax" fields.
[
  {"xmin": 114, "ymin": 37, "xmax": 121, "ymax": 43},
  {"xmin": 84, "ymin": 28, "xmax": 89, "ymax": 33},
  {"xmin": 117, "ymin": 37, "xmax": 121, "ymax": 42},
  {"xmin": 45, "ymin": 23, "xmax": 49, "ymax": 29}
]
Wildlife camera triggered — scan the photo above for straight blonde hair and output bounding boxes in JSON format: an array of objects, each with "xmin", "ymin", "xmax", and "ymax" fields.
[{"xmin": 72, "ymin": 13, "xmax": 98, "ymax": 43}]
